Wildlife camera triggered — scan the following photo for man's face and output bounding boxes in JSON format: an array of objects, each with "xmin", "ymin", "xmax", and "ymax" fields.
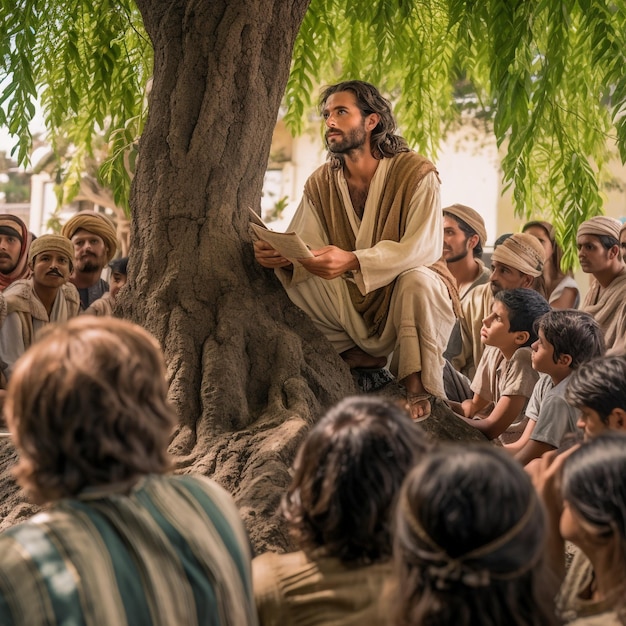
[
  {"xmin": 442, "ymin": 216, "xmax": 471, "ymax": 263},
  {"xmin": 620, "ymin": 230, "xmax": 626, "ymax": 264},
  {"xmin": 31, "ymin": 252, "xmax": 71, "ymax": 288},
  {"xmin": 489, "ymin": 261, "xmax": 531, "ymax": 295},
  {"xmin": 109, "ymin": 271, "xmax": 127, "ymax": 300},
  {"xmin": 71, "ymin": 229, "xmax": 108, "ymax": 273},
  {"xmin": 576, "ymin": 234, "xmax": 612, "ymax": 274},
  {"xmin": 322, "ymin": 91, "xmax": 373, "ymax": 155},
  {"xmin": 0, "ymin": 233, "xmax": 22, "ymax": 274}
]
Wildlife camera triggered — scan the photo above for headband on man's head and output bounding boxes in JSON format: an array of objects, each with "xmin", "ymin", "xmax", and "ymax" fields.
[{"xmin": 491, "ymin": 233, "xmax": 544, "ymax": 278}]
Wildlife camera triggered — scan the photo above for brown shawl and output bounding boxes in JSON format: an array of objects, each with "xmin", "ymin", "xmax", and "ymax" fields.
[{"xmin": 304, "ymin": 152, "xmax": 459, "ymax": 336}]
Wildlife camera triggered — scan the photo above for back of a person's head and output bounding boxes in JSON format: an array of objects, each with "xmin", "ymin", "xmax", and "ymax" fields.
[
  {"xmin": 495, "ymin": 288, "xmax": 551, "ymax": 347},
  {"xmin": 536, "ymin": 309, "xmax": 605, "ymax": 369},
  {"xmin": 566, "ymin": 355, "xmax": 626, "ymax": 420},
  {"xmin": 561, "ymin": 432, "xmax": 626, "ymax": 601},
  {"xmin": 393, "ymin": 445, "xmax": 557, "ymax": 626},
  {"xmin": 282, "ymin": 395, "xmax": 429, "ymax": 565},
  {"xmin": 5, "ymin": 316, "xmax": 176, "ymax": 504}
]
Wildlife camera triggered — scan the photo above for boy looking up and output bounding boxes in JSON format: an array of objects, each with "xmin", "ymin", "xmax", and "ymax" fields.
[
  {"xmin": 506, "ymin": 310, "xmax": 605, "ymax": 465},
  {"xmin": 456, "ymin": 288, "xmax": 550, "ymax": 439}
]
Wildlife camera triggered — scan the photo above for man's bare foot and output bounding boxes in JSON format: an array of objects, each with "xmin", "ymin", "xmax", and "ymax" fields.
[
  {"xmin": 340, "ymin": 346, "xmax": 387, "ymax": 369},
  {"xmin": 406, "ymin": 393, "xmax": 432, "ymax": 422}
]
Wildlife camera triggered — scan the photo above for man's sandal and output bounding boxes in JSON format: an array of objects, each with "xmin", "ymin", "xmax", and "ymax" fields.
[{"xmin": 406, "ymin": 393, "xmax": 433, "ymax": 422}]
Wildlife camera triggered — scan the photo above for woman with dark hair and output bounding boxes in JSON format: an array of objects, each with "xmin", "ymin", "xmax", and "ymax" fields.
[
  {"xmin": 393, "ymin": 444, "xmax": 560, "ymax": 626},
  {"xmin": 523, "ymin": 221, "xmax": 580, "ymax": 309},
  {"xmin": 252, "ymin": 395, "xmax": 429, "ymax": 625},
  {"xmin": 557, "ymin": 433, "xmax": 626, "ymax": 624}
]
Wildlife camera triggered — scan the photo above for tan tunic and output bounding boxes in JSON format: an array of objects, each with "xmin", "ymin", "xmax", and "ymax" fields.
[
  {"xmin": 581, "ymin": 267, "xmax": 626, "ymax": 354},
  {"xmin": 452, "ymin": 282, "xmax": 494, "ymax": 380},
  {"xmin": 0, "ymin": 279, "xmax": 80, "ymax": 380},
  {"xmin": 557, "ymin": 546, "xmax": 624, "ymax": 624},
  {"xmin": 470, "ymin": 345, "xmax": 539, "ymax": 422},
  {"xmin": 252, "ymin": 550, "xmax": 391, "ymax": 626},
  {"xmin": 276, "ymin": 160, "xmax": 455, "ymax": 397}
]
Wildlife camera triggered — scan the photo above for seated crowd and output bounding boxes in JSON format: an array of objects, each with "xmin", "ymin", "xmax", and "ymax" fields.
[{"xmin": 0, "ymin": 196, "xmax": 626, "ymax": 624}]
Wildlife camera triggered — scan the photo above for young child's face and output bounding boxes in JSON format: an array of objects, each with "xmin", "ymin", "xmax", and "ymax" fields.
[
  {"xmin": 531, "ymin": 328, "xmax": 558, "ymax": 374},
  {"xmin": 480, "ymin": 301, "xmax": 517, "ymax": 350},
  {"xmin": 109, "ymin": 271, "xmax": 127, "ymax": 300}
]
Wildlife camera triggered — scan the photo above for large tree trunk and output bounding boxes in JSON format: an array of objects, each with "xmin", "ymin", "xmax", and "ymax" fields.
[{"xmin": 120, "ymin": 0, "xmax": 355, "ymax": 553}]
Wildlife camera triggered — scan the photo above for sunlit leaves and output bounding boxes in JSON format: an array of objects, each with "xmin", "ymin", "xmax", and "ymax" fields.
[
  {"xmin": 1, "ymin": 0, "xmax": 625, "ymax": 265},
  {"xmin": 0, "ymin": 0, "xmax": 151, "ymax": 215},
  {"xmin": 287, "ymin": 0, "xmax": 626, "ymax": 268}
]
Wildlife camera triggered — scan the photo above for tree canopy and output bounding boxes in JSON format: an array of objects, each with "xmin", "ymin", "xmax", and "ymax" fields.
[{"xmin": 1, "ymin": 0, "xmax": 625, "ymax": 264}]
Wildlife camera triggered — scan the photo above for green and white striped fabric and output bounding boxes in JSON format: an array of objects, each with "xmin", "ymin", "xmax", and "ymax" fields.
[{"xmin": 0, "ymin": 474, "xmax": 258, "ymax": 626}]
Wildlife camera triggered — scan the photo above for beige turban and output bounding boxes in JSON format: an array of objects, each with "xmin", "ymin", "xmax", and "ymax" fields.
[
  {"xmin": 443, "ymin": 204, "xmax": 488, "ymax": 246},
  {"xmin": 577, "ymin": 216, "xmax": 622, "ymax": 241},
  {"xmin": 491, "ymin": 232, "xmax": 544, "ymax": 278},
  {"xmin": 61, "ymin": 211, "xmax": 118, "ymax": 263},
  {"xmin": 28, "ymin": 234, "xmax": 74, "ymax": 267},
  {"xmin": 620, "ymin": 222, "xmax": 626, "ymax": 238}
]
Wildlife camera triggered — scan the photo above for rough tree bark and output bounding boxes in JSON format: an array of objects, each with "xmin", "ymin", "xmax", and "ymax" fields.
[{"xmin": 116, "ymin": 0, "xmax": 356, "ymax": 552}]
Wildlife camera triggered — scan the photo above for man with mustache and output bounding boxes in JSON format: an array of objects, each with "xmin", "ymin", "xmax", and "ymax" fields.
[
  {"xmin": 61, "ymin": 211, "xmax": 118, "ymax": 310},
  {"xmin": 0, "ymin": 234, "xmax": 79, "ymax": 383},
  {"xmin": 0, "ymin": 214, "xmax": 33, "ymax": 291},
  {"xmin": 451, "ymin": 232, "xmax": 546, "ymax": 380},
  {"xmin": 577, "ymin": 216, "xmax": 626, "ymax": 354},
  {"xmin": 254, "ymin": 80, "xmax": 460, "ymax": 420}
]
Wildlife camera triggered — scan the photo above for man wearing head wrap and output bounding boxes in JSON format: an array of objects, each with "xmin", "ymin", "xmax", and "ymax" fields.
[
  {"xmin": 442, "ymin": 204, "xmax": 490, "ymax": 298},
  {"xmin": 0, "ymin": 215, "xmax": 33, "ymax": 291},
  {"xmin": 450, "ymin": 232, "xmax": 545, "ymax": 380},
  {"xmin": 0, "ymin": 234, "xmax": 80, "ymax": 383},
  {"xmin": 61, "ymin": 211, "xmax": 118, "ymax": 309},
  {"xmin": 577, "ymin": 216, "xmax": 626, "ymax": 354}
]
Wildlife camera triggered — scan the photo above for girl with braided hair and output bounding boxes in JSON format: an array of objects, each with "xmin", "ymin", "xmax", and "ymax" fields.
[{"xmin": 393, "ymin": 445, "xmax": 560, "ymax": 626}]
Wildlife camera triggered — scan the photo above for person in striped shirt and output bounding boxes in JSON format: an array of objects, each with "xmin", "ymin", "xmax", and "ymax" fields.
[{"xmin": 0, "ymin": 315, "xmax": 258, "ymax": 626}]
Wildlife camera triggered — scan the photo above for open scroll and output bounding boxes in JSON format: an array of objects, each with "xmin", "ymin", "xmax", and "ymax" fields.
[{"xmin": 249, "ymin": 207, "xmax": 313, "ymax": 265}]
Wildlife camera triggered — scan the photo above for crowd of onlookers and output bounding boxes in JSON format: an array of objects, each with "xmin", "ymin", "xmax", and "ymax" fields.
[
  {"xmin": 3, "ymin": 74, "xmax": 626, "ymax": 624},
  {"xmin": 0, "ymin": 199, "xmax": 625, "ymax": 624}
]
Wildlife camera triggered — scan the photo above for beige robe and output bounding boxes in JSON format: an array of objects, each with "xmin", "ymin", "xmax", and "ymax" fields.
[
  {"xmin": 451, "ymin": 282, "xmax": 494, "ymax": 380},
  {"xmin": 581, "ymin": 267, "xmax": 626, "ymax": 354},
  {"xmin": 253, "ymin": 550, "xmax": 391, "ymax": 626},
  {"xmin": 276, "ymin": 162, "xmax": 455, "ymax": 397},
  {"xmin": 0, "ymin": 279, "xmax": 80, "ymax": 380}
]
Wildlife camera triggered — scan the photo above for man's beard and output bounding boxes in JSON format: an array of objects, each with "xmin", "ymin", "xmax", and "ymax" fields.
[
  {"xmin": 444, "ymin": 249, "xmax": 469, "ymax": 264},
  {"xmin": 78, "ymin": 259, "xmax": 102, "ymax": 273},
  {"xmin": 326, "ymin": 125, "xmax": 367, "ymax": 154}
]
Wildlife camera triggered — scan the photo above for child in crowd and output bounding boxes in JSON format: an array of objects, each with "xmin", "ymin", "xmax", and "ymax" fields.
[
  {"xmin": 556, "ymin": 433, "xmax": 626, "ymax": 624},
  {"xmin": 456, "ymin": 288, "xmax": 551, "ymax": 439},
  {"xmin": 84, "ymin": 256, "xmax": 128, "ymax": 316},
  {"xmin": 565, "ymin": 355, "xmax": 626, "ymax": 440},
  {"xmin": 393, "ymin": 444, "xmax": 559, "ymax": 626},
  {"xmin": 530, "ymin": 357, "xmax": 626, "ymax": 624},
  {"xmin": 505, "ymin": 310, "xmax": 605, "ymax": 465},
  {"xmin": 253, "ymin": 396, "xmax": 429, "ymax": 626}
]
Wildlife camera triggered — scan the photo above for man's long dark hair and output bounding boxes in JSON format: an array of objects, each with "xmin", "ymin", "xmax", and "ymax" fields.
[{"xmin": 320, "ymin": 80, "xmax": 409, "ymax": 169}]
